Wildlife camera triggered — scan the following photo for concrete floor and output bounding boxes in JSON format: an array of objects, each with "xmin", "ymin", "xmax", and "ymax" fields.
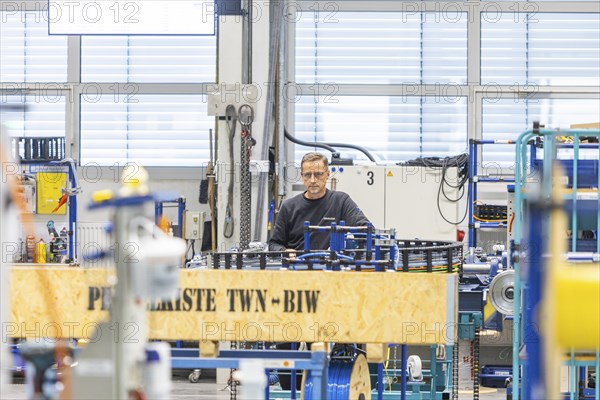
[{"xmin": 3, "ymin": 376, "xmax": 507, "ymax": 400}]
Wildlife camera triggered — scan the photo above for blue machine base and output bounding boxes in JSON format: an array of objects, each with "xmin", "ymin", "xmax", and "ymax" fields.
[
  {"xmin": 269, "ymin": 389, "xmax": 451, "ymax": 399},
  {"xmin": 507, "ymin": 387, "xmax": 597, "ymax": 399}
]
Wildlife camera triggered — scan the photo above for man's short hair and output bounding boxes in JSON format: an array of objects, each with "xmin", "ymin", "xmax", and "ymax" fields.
[{"xmin": 301, "ymin": 152, "xmax": 328, "ymax": 170}]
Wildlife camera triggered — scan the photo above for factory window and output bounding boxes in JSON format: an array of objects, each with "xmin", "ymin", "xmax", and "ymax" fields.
[
  {"xmin": 79, "ymin": 35, "xmax": 217, "ymax": 166},
  {"xmin": 79, "ymin": 35, "xmax": 216, "ymax": 166},
  {"xmin": 481, "ymin": 13, "xmax": 600, "ymax": 86},
  {"xmin": 296, "ymin": 12, "xmax": 468, "ymax": 85},
  {"xmin": 1, "ymin": 8, "xmax": 217, "ymax": 167},
  {"xmin": 0, "ymin": 10, "xmax": 68, "ymax": 82},
  {"xmin": 81, "ymin": 36, "xmax": 217, "ymax": 83},
  {"xmin": 80, "ymin": 94, "xmax": 212, "ymax": 167},
  {"xmin": 294, "ymin": 10, "xmax": 468, "ymax": 163},
  {"xmin": 482, "ymin": 98, "xmax": 600, "ymax": 168},
  {"xmin": 294, "ymin": 96, "xmax": 467, "ymax": 163}
]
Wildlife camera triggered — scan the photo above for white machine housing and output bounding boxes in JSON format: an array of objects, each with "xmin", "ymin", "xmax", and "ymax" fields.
[{"xmin": 328, "ymin": 165, "xmax": 461, "ymax": 241}]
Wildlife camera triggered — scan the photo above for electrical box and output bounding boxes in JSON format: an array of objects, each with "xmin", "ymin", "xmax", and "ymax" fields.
[
  {"xmin": 385, "ymin": 166, "xmax": 459, "ymax": 240},
  {"xmin": 330, "ymin": 165, "xmax": 460, "ymax": 241},
  {"xmin": 184, "ymin": 211, "xmax": 204, "ymax": 240}
]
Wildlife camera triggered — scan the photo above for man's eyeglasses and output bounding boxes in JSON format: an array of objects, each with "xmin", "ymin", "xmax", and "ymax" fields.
[{"xmin": 301, "ymin": 171, "xmax": 326, "ymax": 179}]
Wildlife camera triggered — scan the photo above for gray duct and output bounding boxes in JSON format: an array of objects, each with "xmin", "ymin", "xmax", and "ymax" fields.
[{"xmin": 253, "ymin": 1, "xmax": 285, "ymax": 242}]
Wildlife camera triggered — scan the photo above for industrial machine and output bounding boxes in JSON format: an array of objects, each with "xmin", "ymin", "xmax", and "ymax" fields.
[{"xmin": 329, "ymin": 165, "xmax": 464, "ymax": 241}]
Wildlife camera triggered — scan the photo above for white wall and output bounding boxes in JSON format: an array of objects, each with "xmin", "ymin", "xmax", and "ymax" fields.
[{"xmin": 76, "ymin": 170, "xmax": 210, "ymax": 224}]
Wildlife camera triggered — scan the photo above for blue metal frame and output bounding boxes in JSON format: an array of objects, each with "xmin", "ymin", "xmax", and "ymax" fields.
[
  {"xmin": 512, "ymin": 127, "xmax": 600, "ymax": 400},
  {"xmin": 154, "ymin": 197, "xmax": 186, "ymax": 237},
  {"xmin": 27, "ymin": 162, "xmax": 78, "ymax": 262},
  {"xmin": 468, "ymin": 139, "xmax": 517, "ymax": 248},
  {"xmin": 67, "ymin": 164, "xmax": 77, "ymax": 261}
]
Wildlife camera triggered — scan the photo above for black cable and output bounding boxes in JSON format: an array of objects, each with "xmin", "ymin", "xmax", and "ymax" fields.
[
  {"xmin": 185, "ymin": 240, "xmax": 193, "ymax": 260},
  {"xmin": 284, "ymin": 127, "xmax": 339, "ymax": 155},
  {"xmin": 283, "ymin": 127, "xmax": 377, "ymax": 162},
  {"xmin": 401, "ymin": 153, "xmax": 469, "ymax": 225},
  {"xmin": 323, "ymin": 142, "xmax": 377, "ymax": 162}
]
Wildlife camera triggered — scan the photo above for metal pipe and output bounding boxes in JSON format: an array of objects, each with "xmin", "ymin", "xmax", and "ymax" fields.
[
  {"xmin": 254, "ymin": 0, "xmax": 285, "ymax": 242},
  {"xmin": 277, "ymin": 0, "xmax": 287, "ymax": 200},
  {"xmin": 377, "ymin": 363, "xmax": 383, "ymax": 400},
  {"xmin": 524, "ymin": 199, "xmax": 544, "ymax": 399},
  {"xmin": 570, "ymin": 351, "xmax": 576, "ymax": 400},
  {"xmin": 572, "ymin": 139, "xmax": 579, "ymax": 252},
  {"xmin": 468, "ymin": 140, "xmax": 476, "ymax": 247},
  {"xmin": 401, "ymin": 344, "xmax": 407, "ymax": 400},
  {"xmin": 513, "ymin": 129, "xmax": 538, "ymax": 400},
  {"xmin": 594, "ymin": 350, "xmax": 600, "ymax": 400},
  {"xmin": 68, "ymin": 165, "xmax": 77, "ymax": 261},
  {"xmin": 462, "ymin": 264, "xmax": 492, "ymax": 274},
  {"xmin": 430, "ymin": 345, "xmax": 437, "ymax": 398},
  {"xmin": 290, "ymin": 342, "xmax": 297, "ymax": 400},
  {"xmin": 242, "ymin": 0, "xmax": 252, "ymax": 84}
]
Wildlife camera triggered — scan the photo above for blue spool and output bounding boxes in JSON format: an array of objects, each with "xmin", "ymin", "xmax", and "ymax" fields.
[{"xmin": 304, "ymin": 355, "xmax": 370, "ymax": 400}]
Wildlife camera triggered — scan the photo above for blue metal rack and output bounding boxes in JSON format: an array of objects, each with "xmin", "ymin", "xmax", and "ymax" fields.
[
  {"xmin": 24, "ymin": 161, "xmax": 79, "ymax": 262},
  {"xmin": 530, "ymin": 141, "xmax": 600, "ymax": 252},
  {"xmin": 512, "ymin": 127, "xmax": 600, "ymax": 400},
  {"xmin": 468, "ymin": 139, "xmax": 517, "ymax": 248},
  {"xmin": 155, "ymin": 197, "xmax": 186, "ymax": 237}
]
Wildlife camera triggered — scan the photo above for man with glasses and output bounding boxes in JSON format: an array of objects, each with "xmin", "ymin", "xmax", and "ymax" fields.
[
  {"xmin": 267, "ymin": 152, "xmax": 370, "ymax": 390},
  {"xmin": 269, "ymin": 151, "xmax": 370, "ymax": 252}
]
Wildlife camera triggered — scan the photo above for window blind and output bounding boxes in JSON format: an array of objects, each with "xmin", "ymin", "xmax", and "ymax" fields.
[
  {"xmin": 80, "ymin": 94, "xmax": 213, "ymax": 167},
  {"xmin": 81, "ymin": 36, "xmax": 216, "ymax": 83},
  {"xmin": 294, "ymin": 11, "xmax": 468, "ymax": 163},
  {"xmin": 0, "ymin": 11, "xmax": 68, "ymax": 82},
  {"xmin": 80, "ymin": 35, "xmax": 217, "ymax": 166},
  {"xmin": 481, "ymin": 13, "xmax": 600, "ymax": 86},
  {"xmin": 294, "ymin": 95, "xmax": 467, "ymax": 163},
  {"xmin": 296, "ymin": 11, "xmax": 467, "ymax": 85}
]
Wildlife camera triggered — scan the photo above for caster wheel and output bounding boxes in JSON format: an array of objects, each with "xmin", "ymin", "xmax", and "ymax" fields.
[{"xmin": 188, "ymin": 369, "xmax": 201, "ymax": 383}]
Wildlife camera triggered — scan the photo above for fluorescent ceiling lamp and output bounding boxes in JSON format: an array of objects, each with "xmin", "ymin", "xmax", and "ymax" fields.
[{"xmin": 48, "ymin": 1, "xmax": 216, "ymax": 35}]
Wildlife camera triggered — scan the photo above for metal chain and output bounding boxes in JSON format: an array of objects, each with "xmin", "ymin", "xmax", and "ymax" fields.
[
  {"xmin": 473, "ymin": 328, "xmax": 481, "ymax": 400},
  {"xmin": 230, "ymin": 341, "xmax": 238, "ymax": 400},
  {"xmin": 239, "ymin": 133, "xmax": 252, "ymax": 250},
  {"xmin": 393, "ymin": 344, "xmax": 398, "ymax": 381},
  {"xmin": 452, "ymin": 341, "xmax": 459, "ymax": 400}
]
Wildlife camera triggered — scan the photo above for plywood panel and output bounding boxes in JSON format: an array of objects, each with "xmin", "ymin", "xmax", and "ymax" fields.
[
  {"xmin": 9, "ymin": 267, "xmax": 111, "ymax": 339},
  {"xmin": 9, "ymin": 267, "xmax": 457, "ymax": 344}
]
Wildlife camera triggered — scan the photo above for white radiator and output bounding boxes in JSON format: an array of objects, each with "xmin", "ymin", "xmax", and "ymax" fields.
[{"xmin": 76, "ymin": 222, "xmax": 113, "ymax": 268}]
